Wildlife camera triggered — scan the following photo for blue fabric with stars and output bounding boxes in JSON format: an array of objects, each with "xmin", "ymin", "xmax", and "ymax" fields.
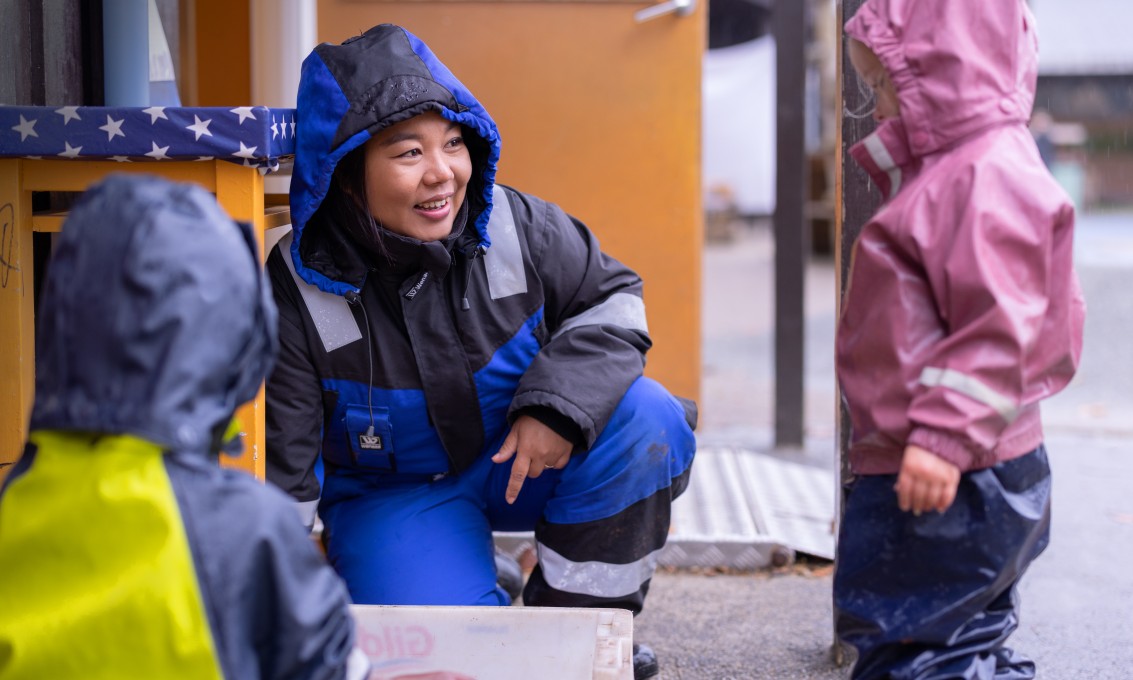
[{"xmin": 0, "ymin": 106, "xmax": 296, "ymax": 173}]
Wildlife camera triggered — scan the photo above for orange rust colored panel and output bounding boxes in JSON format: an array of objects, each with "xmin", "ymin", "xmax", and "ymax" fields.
[{"xmin": 192, "ymin": 0, "xmax": 252, "ymax": 106}]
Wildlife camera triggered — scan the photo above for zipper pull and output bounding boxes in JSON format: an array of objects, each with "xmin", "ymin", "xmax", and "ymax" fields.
[{"xmin": 461, "ymin": 245, "xmax": 486, "ymax": 311}]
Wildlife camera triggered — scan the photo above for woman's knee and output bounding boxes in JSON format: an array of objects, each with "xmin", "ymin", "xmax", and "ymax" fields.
[
  {"xmin": 615, "ymin": 377, "xmax": 696, "ymax": 435},
  {"xmin": 599, "ymin": 377, "xmax": 696, "ymax": 480}
]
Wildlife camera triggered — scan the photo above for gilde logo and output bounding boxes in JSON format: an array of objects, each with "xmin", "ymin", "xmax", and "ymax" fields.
[{"xmin": 357, "ymin": 624, "xmax": 435, "ymax": 660}]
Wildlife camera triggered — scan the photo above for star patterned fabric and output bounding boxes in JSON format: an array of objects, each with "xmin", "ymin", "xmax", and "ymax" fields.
[{"xmin": 0, "ymin": 106, "xmax": 296, "ymax": 173}]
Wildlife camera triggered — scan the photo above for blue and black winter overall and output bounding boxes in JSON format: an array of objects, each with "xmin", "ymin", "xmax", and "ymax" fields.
[{"xmin": 266, "ymin": 24, "xmax": 697, "ymax": 612}]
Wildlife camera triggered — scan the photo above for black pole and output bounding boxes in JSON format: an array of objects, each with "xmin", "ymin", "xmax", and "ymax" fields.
[
  {"xmin": 773, "ymin": 0, "xmax": 809, "ymax": 448},
  {"xmin": 835, "ymin": 0, "xmax": 880, "ymax": 665}
]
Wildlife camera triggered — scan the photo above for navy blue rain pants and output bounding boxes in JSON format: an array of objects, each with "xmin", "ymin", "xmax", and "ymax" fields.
[
  {"xmin": 834, "ymin": 446, "xmax": 1051, "ymax": 680},
  {"xmin": 319, "ymin": 377, "xmax": 696, "ymax": 612}
]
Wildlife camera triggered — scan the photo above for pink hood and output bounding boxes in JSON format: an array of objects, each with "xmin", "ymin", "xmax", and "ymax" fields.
[
  {"xmin": 837, "ymin": 0, "xmax": 1086, "ymax": 474},
  {"xmin": 846, "ymin": 0, "xmax": 1039, "ymax": 159}
]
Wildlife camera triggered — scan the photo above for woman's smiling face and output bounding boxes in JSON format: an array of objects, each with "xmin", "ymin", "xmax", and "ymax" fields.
[{"xmin": 363, "ymin": 111, "xmax": 472, "ymax": 242}]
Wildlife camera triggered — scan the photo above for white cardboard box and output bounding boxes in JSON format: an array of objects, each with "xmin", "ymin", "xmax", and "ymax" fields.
[{"xmin": 351, "ymin": 605, "xmax": 634, "ymax": 680}]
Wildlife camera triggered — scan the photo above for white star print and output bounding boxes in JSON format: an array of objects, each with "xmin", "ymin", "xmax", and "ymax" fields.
[
  {"xmin": 143, "ymin": 106, "xmax": 168, "ymax": 124},
  {"xmin": 271, "ymin": 116, "xmax": 279, "ymax": 139},
  {"xmin": 59, "ymin": 142, "xmax": 82, "ymax": 158},
  {"xmin": 110, "ymin": 156, "xmax": 132, "ymax": 163},
  {"xmin": 99, "ymin": 115, "xmax": 126, "ymax": 141},
  {"xmin": 145, "ymin": 141, "xmax": 170, "ymax": 160},
  {"xmin": 230, "ymin": 107, "xmax": 256, "ymax": 125},
  {"xmin": 233, "ymin": 141, "xmax": 258, "ymax": 160},
  {"xmin": 12, "ymin": 115, "xmax": 38, "ymax": 141},
  {"xmin": 186, "ymin": 115, "xmax": 213, "ymax": 141},
  {"xmin": 55, "ymin": 106, "xmax": 81, "ymax": 125},
  {"xmin": 289, "ymin": 119, "xmax": 296, "ymax": 137}
]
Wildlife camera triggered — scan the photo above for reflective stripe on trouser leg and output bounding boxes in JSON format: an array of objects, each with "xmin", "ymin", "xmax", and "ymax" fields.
[
  {"xmin": 522, "ymin": 473, "xmax": 690, "ymax": 613},
  {"xmin": 834, "ymin": 446, "xmax": 1051, "ymax": 680},
  {"xmin": 519, "ymin": 377, "xmax": 696, "ymax": 613}
]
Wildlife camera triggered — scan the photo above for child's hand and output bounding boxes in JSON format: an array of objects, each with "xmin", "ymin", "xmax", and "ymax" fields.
[{"xmin": 895, "ymin": 445, "xmax": 960, "ymax": 515}]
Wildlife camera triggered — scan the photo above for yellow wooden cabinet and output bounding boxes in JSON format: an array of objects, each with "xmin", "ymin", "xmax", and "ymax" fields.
[{"xmin": 0, "ymin": 105, "xmax": 295, "ymax": 483}]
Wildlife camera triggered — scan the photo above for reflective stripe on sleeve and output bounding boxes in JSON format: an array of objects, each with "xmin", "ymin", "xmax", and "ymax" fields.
[
  {"xmin": 919, "ymin": 366, "xmax": 1019, "ymax": 422},
  {"xmin": 553, "ymin": 292, "xmax": 648, "ymax": 340},
  {"xmin": 537, "ymin": 541, "xmax": 660, "ymax": 599},
  {"xmin": 864, "ymin": 132, "xmax": 903, "ymax": 197}
]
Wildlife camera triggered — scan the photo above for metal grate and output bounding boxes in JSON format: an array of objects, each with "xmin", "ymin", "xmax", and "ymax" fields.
[{"xmin": 494, "ymin": 447, "xmax": 836, "ymax": 571}]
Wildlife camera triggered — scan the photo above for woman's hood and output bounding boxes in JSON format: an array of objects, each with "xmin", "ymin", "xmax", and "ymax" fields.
[
  {"xmin": 290, "ymin": 24, "xmax": 501, "ymax": 296},
  {"xmin": 846, "ymin": 0, "xmax": 1040, "ymax": 157},
  {"xmin": 30, "ymin": 174, "xmax": 278, "ymax": 454}
]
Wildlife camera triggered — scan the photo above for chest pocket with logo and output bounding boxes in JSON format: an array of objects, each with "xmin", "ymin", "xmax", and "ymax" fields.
[{"xmin": 344, "ymin": 404, "xmax": 396, "ymax": 471}]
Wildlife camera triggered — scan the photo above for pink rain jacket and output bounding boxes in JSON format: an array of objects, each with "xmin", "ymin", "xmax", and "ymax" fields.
[{"xmin": 838, "ymin": 0, "xmax": 1086, "ymax": 474}]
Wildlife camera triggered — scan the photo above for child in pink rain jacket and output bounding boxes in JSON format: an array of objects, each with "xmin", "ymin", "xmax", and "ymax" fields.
[{"xmin": 835, "ymin": 0, "xmax": 1086, "ymax": 678}]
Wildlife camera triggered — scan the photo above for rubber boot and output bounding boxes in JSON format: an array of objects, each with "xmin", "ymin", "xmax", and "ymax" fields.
[
  {"xmin": 633, "ymin": 643, "xmax": 659, "ymax": 679},
  {"xmin": 493, "ymin": 550, "xmax": 524, "ymax": 603}
]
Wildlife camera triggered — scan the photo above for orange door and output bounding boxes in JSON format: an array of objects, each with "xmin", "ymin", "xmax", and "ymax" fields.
[{"xmin": 320, "ymin": 0, "xmax": 705, "ymax": 402}]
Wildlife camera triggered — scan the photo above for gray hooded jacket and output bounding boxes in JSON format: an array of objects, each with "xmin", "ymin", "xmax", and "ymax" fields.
[{"xmin": 2, "ymin": 174, "xmax": 362, "ymax": 680}]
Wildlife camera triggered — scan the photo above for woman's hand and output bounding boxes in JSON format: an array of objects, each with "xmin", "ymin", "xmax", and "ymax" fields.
[
  {"xmin": 491, "ymin": 415, "xmax": 572, "ymax": 504},
  {"xmin": 895, "ymin": 444, "xmax": 961, "ymax": 515}
]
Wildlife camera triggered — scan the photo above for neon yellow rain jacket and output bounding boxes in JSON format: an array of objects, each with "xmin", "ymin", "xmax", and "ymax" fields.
[{"xmin": 0, "ymin": 175, "xmax": 362, "ymax": 679}]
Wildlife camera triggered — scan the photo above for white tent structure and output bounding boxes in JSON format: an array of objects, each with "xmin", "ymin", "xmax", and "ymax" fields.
[
  {"xmin": 1032, "ymin": 0, "xmax": 1133, "ymax": 75},
  {"xmin": 702, "ymin": 37, "xmax": 776, "ymax": 217}
]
